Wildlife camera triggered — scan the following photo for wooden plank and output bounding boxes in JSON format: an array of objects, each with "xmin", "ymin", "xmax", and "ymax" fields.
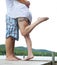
[
  {"xmin": 43, "ymin": 61, "xmax": 57, "ymax": 65},
  {"xmin": 0, "ymin": 60, "xmax": 50, "ymax": 65}
]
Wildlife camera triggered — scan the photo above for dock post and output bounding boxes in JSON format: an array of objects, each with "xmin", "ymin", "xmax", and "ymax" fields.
[
  {"xmin": 52, "ymin": 52, "xmax": 55, "ymax": 65},
  {"xmin": 23, "ymin": 55, "xmax": 25, "ymax": 59}
]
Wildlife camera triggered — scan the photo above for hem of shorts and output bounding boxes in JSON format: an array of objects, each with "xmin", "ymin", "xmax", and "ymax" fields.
[
  {"xmin": 6, "ymin": 36, "xmax": 18, "ymax": 41},
  {"xmin": 18, "ymin": 17, "xmax": 31, "ymax": 25}
]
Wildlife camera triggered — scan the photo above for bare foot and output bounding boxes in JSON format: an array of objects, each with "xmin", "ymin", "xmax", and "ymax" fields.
[
  {"xmin": 14, "ymin": 56, "xmax": 22, "ymax": 60},
  {"xmin": 37, "ymin": 17, "xmax": 49, "ymax": 24},
  {"xmin": 6, "ymin": 56, "xmax": 21, "ymax": 61},
  {"xmin": 24, "ymin": 55, "xmax": 34, "ymax": 61}
]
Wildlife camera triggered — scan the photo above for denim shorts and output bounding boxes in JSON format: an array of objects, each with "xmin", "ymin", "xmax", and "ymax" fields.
[{"xmin": 6, "ymin": 15, "xmax": 19, "ymax": 40}]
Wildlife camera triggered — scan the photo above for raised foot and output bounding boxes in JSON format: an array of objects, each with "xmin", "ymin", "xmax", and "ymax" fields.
[{"xmin": 37, "ymin": 17, "xmax": 49, "ymax": 24}]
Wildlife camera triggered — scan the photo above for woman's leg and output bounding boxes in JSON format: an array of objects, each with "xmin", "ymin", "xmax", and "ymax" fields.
[
  {"xmin": 18, "ymin": 19, "xmax": 34, "ymax": 60},
  {"xmin": 18, "ymin": 17, "xmax": 49, "ymax": 60},
  {"xmin": 24, "ymin": 34, "xmax": 34, "ymax": 60},
  {"xmin": 18, "ymin": 17, "xmax": 49, "ymax": 36}
]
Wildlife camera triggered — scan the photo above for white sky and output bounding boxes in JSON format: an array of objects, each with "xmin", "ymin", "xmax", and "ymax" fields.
[{"xmin": 0, "ymin": 0, "xmax": 57, "ymax": 52}]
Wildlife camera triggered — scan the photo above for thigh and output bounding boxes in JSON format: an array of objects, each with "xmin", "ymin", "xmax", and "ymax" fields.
[{"xmin": 18, "ymin": 17, "xmax": 29, "ymax": 33}]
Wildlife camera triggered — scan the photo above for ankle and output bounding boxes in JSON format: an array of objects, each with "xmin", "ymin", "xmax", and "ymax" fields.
[
  {"xmin": 6, "ymin": 54, "xmax": 15, "ymax": 58},
  {"xmin": 28, "ymin": 53, "xmax": 34, "ymax": 57}
]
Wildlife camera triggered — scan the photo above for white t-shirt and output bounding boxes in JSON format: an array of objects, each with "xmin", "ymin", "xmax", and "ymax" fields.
[{"xmin": 6, "ymin": 0, "xmax": 32, "ymax": 22}]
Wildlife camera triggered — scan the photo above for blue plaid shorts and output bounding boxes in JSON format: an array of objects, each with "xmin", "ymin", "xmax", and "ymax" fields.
[{"xmin": 6, "ymin": 15, "xmax": 19, "ymax": 40}]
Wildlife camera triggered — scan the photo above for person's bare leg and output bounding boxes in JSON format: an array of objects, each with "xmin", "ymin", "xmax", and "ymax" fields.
[
  {"xmin": 24, "ymin": 34, "xmax": 34, "ymax": 60},
  {"xmin": 18, "ymin": 17, "xmax": 49, "ymax": 36},
  {"xmin": 6, "ymin": 37, "xmax": 21, "ymax": 61},
  {"xmin": 18, "ymin": 20, "xmax": 34, "ymax": 60},
  {"xmin": 18, "ymin": 17, "xmax": 49, "ymax": 60}
]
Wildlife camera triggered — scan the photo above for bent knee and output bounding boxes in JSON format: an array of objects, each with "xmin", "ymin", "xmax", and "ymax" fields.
[{"xmin": 21, "ymin": 31, "xmax": 26, "ymax": 36}]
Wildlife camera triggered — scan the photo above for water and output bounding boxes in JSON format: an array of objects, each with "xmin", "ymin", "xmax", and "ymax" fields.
[{"xmin": 0, "ymin": 55, "xmax": 57, "ymax": 61}]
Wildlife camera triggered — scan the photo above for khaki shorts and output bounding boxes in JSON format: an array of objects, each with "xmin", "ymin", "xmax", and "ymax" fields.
[{"xmin": 18, "ymin": 17, "xmax": 31, "ymax": 25}]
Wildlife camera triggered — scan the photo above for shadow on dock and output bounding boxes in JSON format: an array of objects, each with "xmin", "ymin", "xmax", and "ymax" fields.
[{"xmin": 43, "ymin": 61, "xmax": 57, "ymax": 65}]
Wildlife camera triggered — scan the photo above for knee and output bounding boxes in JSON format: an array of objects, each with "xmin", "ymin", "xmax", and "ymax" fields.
[
  {"xmin": 8, "ymin": 36, "xmax": 15, "ymax": 41},
  {"xmin": 21, "ymin": 31, "xmax": 26, "ymax": 36}
]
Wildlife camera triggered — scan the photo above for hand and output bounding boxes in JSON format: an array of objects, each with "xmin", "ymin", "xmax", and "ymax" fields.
[
  {"xmin": 17, "ymin": 0, "xmax": 30, "ymax": 8},
  {"xmin": 25, "ymin": 1, "xmax": 30, "ymax": 8}
]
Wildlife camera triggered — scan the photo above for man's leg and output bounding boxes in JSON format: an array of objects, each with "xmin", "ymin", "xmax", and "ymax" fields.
[
  {"xmin": 5, "ymin": 16, "xmax": 21, "ymax": 60},
  {"xmin": 6, "ymin": 37, "xmax": 21, "ymax": 60},
  {"xmin": 6, "ymin": 37, "xmax": 15, "ymax": 57},
  {"xmin": 6, "ymin": 37, "xmax": 16, "ymax": 60}
]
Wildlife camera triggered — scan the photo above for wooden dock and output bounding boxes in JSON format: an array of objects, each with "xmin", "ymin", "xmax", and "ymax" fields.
[
  {"xmin": 43, "ymin": 61, "xmax": 57, "ymax": 65},
  {"xmin": 0, "ymin": 60, "xmax": 51, "ymax": 65}
]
